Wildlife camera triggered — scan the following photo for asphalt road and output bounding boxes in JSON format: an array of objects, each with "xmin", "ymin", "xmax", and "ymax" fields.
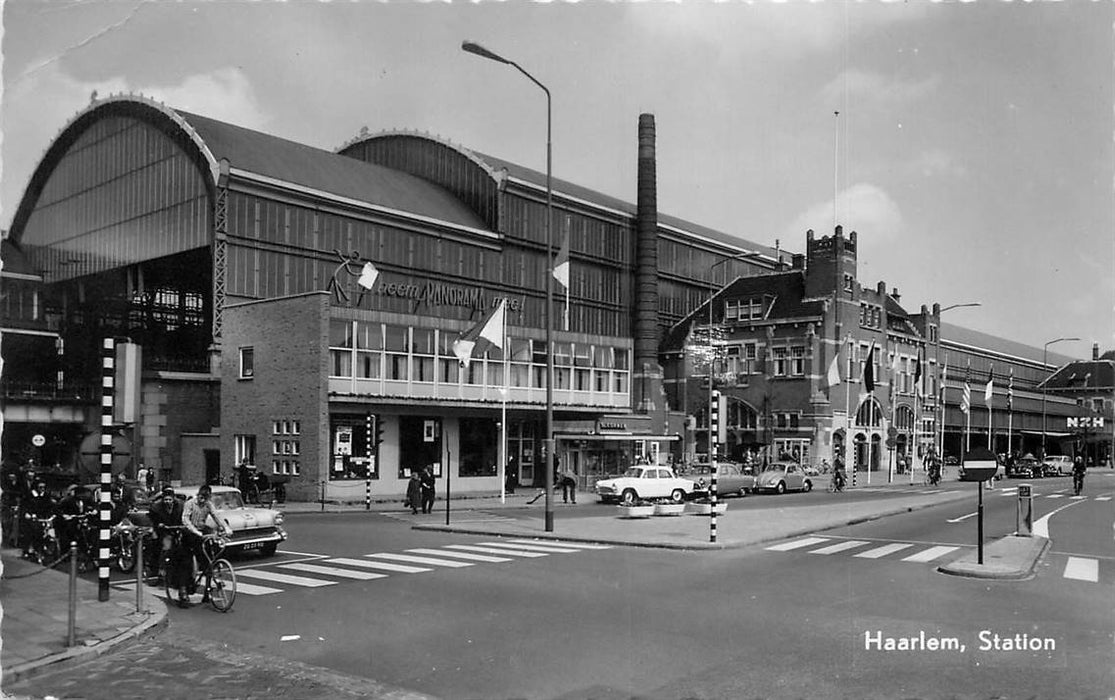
[{"xmin": 9, "ymin": 476, "xmax": 1113, "ymax": 700}]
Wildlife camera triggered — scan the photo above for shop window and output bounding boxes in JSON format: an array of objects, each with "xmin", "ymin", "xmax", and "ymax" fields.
[
  {"xmin": 398, "ymin": 417, "xmax": 441, "ymax": 479},
  {"xmin": 459, "ymin": 417, "xmax": 498, "ymax": 477},
  {"xmin": 329, "ymin": 417, "xmax": 377, "ymax": 481},
  {"xmin": 239, "ymin": 347, "xmax": 254, "ymax": 379}
]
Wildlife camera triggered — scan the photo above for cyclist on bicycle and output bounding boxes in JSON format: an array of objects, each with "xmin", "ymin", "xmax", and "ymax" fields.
[
  {"xmin": 20, "ymin": 479, "xmax": 54, "ymax": 560},
  {"xmin": 182, "ymin": 485, "xmax": 232, "ymax": 606},
  {"xmin": 149, "ymin": 487, "xmax": 185, "ymax": 592},
  {"xmin": 1072, "ymin": 455, "xmax": 1087, "ymax": 495},
  {"xmin": 832, "ymin": 457, "xmax": 847, "ymax": 492}
]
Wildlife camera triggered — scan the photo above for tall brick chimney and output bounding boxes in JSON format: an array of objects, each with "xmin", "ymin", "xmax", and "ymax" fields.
[{"xmin": 632, "ymin": 114, "xmax": 665, "ymax": 421}]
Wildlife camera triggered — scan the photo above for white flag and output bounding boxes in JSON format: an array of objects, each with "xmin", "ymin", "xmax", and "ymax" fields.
[
  {"xmin": 826, "ymin": 352, "xmax": 841, "ymax": 387},
  {"xmin": 452, "ymin": 300, "xmax": 507, "ymax": 368},
  {"xmin": 357, "ymin": 261, "xmax": 379, "ymax": 290}
]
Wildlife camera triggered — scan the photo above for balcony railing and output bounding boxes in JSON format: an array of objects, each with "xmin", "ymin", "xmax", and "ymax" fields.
[{"xmin": 0, "ymin": 381, "xmax": 99, "ymax": 403}]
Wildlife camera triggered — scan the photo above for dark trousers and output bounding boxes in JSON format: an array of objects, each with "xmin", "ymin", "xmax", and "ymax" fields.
[
  {"xmin": 421, "ymin": 490, "xmax": 434, "ymax": 514},
  {"xmin": 562, "ymin": 479, "xmax": 576, "ymax": 503}
]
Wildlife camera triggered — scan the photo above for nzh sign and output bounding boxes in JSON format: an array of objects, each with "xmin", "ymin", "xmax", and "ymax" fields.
[{"xmin": 1067, "ymin": 416, "xmax": 1105, "ymax": 429}]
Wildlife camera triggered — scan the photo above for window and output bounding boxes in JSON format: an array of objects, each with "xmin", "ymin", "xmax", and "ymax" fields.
[
  {"xmin": 743, "ymin": 343, "xmax": 757, "ymax": 374},
  {"xmin": 790, "ymin": 346, "xmax": 805, "ymax": 376},
  {"xmin": 385, "ymin": 325, "xmax": 409, "ymax": 381},
  {"xmin": 329, "ymin": 320, "xmax": 354, "ymax": 378},
  {"xmin": 773, "ymin": 347, "xmax": 788, "ymax": 377},
  {"xmin": 234, "ymin": 434, "xmax": 256, "ymax": 466},
  {"xmin": 356, "ymin": 321, "xmax": 383, "ymax": 379},
  {"xmin": 239, "ymin": 347, "xmax": 254, "ymax": 379}
]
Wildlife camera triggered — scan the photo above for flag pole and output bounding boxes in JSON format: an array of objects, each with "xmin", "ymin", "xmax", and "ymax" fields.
[
  {"xmin": 888, "ymin": 345, "xmax": 896, "ymax": 484},
  {"xmin": 844, "ymin": 335, "xmax": 854, "ymax": 489},
  {"xmin": 500, "ymin": 326, "xmax": 508, "ymax": 504}
]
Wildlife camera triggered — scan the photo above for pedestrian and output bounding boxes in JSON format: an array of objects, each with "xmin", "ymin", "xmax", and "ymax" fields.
[
  {"xmin": 406, "ymin": 471, "xmax": 422, "ymax": 514},
  {"xmin": 419, "ymin": 465, "xmax": 436, "ymax": 514},
  {"xmin": 136, "ymin": 463, "xmax": 149, "ymax": 492},
  {"xmin": 560, "ymin": 469, "xmax": 577, "ymax": 504}
]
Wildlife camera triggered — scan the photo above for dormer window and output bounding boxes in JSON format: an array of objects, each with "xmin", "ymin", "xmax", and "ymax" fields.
[{"xmin": 724, "ymin": 297, "xmax": 766, "ymax": 322}]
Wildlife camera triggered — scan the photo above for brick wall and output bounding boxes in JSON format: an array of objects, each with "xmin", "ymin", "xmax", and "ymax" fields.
[{"xmin": 222, "ymin": 293, "xmax": 329, "ymax": 501}]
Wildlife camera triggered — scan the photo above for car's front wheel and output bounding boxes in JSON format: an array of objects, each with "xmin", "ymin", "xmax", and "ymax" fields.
[
  {"xmin": 620, "ymin": 489, "xmax": 639, "ymax": 506},
  {"xmin": 669, "ymin": 489, "xmax": 685, "ymax": 504}
]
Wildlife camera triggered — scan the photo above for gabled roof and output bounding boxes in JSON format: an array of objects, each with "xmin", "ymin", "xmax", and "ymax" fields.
[
  {"xmin": 0, "ymin": 239, "xmax": 39, "ymax": 276},
  {"xmin": 660, "ymin": 271, "xmax": 823, "ymax": 351},
  {"xmin": 1044, "ymin": 359, "xmax": 1115, "ymax": 390},
  {"xmin": 178, "ymin": 112, "xmax": 487, "ymax": 230}
]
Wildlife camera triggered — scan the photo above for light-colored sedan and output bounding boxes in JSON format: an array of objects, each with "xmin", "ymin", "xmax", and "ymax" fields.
[
  {"xmin": 1042, "ymin": 455, "xmax": 1073, "ymax": 476},
  {"xmin": 594, "ymin": 467, "xmax": 699, "ymax": 505},
  {"xmin": 754, "ymin": 462, "xmax": 813, "ymax": 494},
  {"xmin": 173, "ymin": 485, "xmax": 287, "ymax": 557},
  {"xmin": 685, "ymin": 463, "xmax": 758, "ymax": 497}
]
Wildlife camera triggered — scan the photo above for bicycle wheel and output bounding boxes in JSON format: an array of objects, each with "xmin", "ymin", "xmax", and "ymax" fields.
[
  {"xmin": 208, "ymin": 558, "xmax": 236, "ymax": 612},
  {"xmin": 116, "ymin": 534, "xmax": 136, "ymax": 573}
]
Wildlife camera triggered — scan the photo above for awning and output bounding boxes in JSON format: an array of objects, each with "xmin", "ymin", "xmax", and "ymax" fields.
[
  {"xmin": 1018, "ymin": 430, "xmax": 1075, "ymax": 437},
  {"xmin": 554, "ymin": 433, "xmax": 680, "ymax": 442}
]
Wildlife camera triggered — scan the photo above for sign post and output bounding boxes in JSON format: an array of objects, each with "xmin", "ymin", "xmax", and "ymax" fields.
[{"xmin": 962, "ymin": 447, "xmax": 998, "ymax": 565}]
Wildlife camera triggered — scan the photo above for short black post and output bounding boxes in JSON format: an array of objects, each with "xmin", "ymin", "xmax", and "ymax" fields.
[
  {"xmin": 67, "ymin": 542, "xmax": 78, "ymax": 647},
  {"xmin": 977, "ymin": 481, "xmax": 984, "ymax": 565},
  {"xmin": 135, "ymin": 532, "xmax": 145, "ymax": 612}
]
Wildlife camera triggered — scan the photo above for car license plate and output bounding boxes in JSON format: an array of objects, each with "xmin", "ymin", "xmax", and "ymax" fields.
[{"xmin": 240, "ymin": 541, "xmax": 263, "ymax": 550}]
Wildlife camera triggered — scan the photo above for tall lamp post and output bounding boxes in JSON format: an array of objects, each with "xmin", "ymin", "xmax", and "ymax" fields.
[
  {"xmin": 462, "ymin": 41, "xmax": 556, "ymax": 531},
  {"xmin": 934, "ymin": 303, "xmax": 980, "ymax": 463},
  {"xmin": 1041, "ymin": 336, "xmax": 1079, "ymax": 460}
]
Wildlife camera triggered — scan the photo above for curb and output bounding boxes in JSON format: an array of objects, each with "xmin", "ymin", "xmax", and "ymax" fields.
[
  {"xmin": 937, "ymin": 535, "xmax": 1050, "ymax": 581},
  {"xmin": 2, "ymin": 589, "xmax": 170, "ymax": 685},
  {"xmin": 413, "ymin": 489, "xmax": 973, "ymax": 551}
]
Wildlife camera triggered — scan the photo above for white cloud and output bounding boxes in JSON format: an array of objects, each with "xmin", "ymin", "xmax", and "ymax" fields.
[
  {"xmin": 783, "ymin": 183, "xmax": 904, "ymax": 243},
  {"xmin": 820, "ymin": 69, "xmax": 940, "ymax": 111},
  {"xmin": 2, "ymin": 64, "xmax": 269, "ymax": 229}
]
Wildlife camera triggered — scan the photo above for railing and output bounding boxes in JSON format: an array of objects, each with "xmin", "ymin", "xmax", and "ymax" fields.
[{"xmin": 0, "ymin": 381, "xmax": 98, "ymax": 402}]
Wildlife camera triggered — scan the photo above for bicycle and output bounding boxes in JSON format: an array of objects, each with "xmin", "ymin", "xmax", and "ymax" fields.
[
  {"xmin": 1072, "ymin": 472, "xmax": 1084, "ymax": 496},
  {"xmin": 163, "ymin": 530, "xmax": 237, "ymax": 612},
  {"xmin": 827, "ymin": 476, "xmax": 846, "ymax": 493}
]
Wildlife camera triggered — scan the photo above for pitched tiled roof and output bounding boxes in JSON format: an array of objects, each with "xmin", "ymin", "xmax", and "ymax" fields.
[
  {"xmin": 178, "ymin": 112, "xmax": 487, "ymax": 231},
  {"xmin": 475, "ymin": 152, "xmax": 779, "ymax": 257},
  {"xmin": 1044, "ymin": 359, "xmax": 1115, "ymax": 390},
  {"xmin": 941, "ymin": 322, "xmax": 1079, "ymax": 366}
]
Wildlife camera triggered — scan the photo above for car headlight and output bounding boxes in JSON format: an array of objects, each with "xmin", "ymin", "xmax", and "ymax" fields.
[{"xmin": 274, "ymin": 512, "xmax": 284, "ymax": 525}]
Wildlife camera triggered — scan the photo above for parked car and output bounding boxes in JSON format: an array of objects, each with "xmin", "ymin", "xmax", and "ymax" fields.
[
  {"xmin": 172, "ymin": 485, "xmax": 287, "ymax": 557},
  {"xmin": 754, "ymin": 462, "xmax": 813, "ymax": 494},
  {"xmin": 1006, "ymin": 456, "xmax": 1040, "ymax": 479},
  {"xmin": 802, "ymin": 465, "xmax": 820, "ymax": 477},
  {"xmin": 594, "ymin": 467, "xmax": 699, "ymax": 505},
  {"xmin": 685, "ymin": 462, "xmax": 758, "ymax": 498},
  {"xmin": 1042, "ymin": 455, "xmax": 1073, "ymax": 476}
]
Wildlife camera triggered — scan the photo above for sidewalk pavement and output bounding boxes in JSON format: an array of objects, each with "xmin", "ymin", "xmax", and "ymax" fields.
[
  {"xmin": 1, "ymin": 476, "xmax": 1036, "ymax": 685},
  {"xmin": 1, "ymin": 547, "xmax": 168, "ymax": 685}
]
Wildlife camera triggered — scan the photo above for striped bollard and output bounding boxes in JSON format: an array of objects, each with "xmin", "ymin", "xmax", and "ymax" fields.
[
  {"xmin": 709, "ymin": 464, "xmax": 718, "ymax": 543},
  {"xmin": 99, "ymin": 338, "xmax": 114, "ymax": 602},
  {"xmin": 365, "ymin": 413, "xmax": 373, "ymax": 510}
]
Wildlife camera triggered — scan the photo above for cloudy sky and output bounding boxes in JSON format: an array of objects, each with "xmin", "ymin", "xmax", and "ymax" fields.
[{"xmin": 2, "ymin": 1, "xmax": 1112, "ymax": 355}]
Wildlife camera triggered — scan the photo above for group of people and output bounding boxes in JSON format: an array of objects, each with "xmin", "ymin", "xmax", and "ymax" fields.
[
  {"xmin": 405, "ymin": 466, "xmax": 437, "ymax": 514},
  {"xmin": 145, "ymin": 484, "xmax": 232, "ymax": 608}
]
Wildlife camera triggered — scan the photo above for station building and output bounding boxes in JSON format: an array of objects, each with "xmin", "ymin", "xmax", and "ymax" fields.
[{"xmin": 1, "ymin": 95, "xmax": 1094, "ymax": 500}]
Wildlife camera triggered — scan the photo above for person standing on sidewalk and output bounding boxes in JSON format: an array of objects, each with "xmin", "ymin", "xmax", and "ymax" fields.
[
  {"xmin": 406, "ymin": 471, "xmax": 422, "ymax": 514},
  {"xmin": 560, "ymin": 468, "xmax": 577, "ymax": 504},
  {"xmin": 419, "ymin": 466, "xmax": 436, "ymax": 514}
]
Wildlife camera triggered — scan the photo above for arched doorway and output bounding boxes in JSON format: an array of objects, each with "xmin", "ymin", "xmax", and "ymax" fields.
[{"xmin": 854, "ymin": 397, "xmax": 884, "ymax": 473}]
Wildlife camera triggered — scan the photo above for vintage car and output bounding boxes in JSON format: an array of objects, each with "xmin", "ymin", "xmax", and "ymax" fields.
[
  {"xmin": 1007, "ymin": 455, "xmax": 1041, "ymax": 479},
  {"xmin": 684, "ymin": 462, "xmax": 758, "ymax": 497},
  {"xmin": 173, "ymin": 485, "xmax": 287, "ymax": 557},
  {"xmin": 594, "ymin": 466, "xmax": 699, "ymax": 505},
  {"xmin": 754, "ymin": 462, "xmax": 814, "ymax": 494},
  {"xmin": 1041, "ymin": 455, "xmax": 1073, "ymax": 477}
]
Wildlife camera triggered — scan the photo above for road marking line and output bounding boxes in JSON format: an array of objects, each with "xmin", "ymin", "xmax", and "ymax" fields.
[
  {"xmin": 475, "ymin": 541, "xmax": 583, "ymax": 553},
  {"xmin": 1069, "ymin": 496, "xmax": 1086, "ymax": 500},
  {"xmin": 1046, "ymin": 494, "xmax": 1065, "ymax": 499},
  {"xmin": 854, "ymin": 543, "xmax": 916, "ymax": 559},
  {"xmin": 1033, "ymin": 499, "xmax": 1087, "ymax": 538},
  {"xmin": 507, "ymin": 539, "xmax": 612, "ymax": 549},
  {"xmin": 1063, "ymin": 557, "xmax": 1099, "ymax": 582},
  {"xmin": 235, "ymin": 581, "xmax": 284, "ymax": 595},
  {"xmin": 275, "ymin": 549, "xmax": 327, "ymax": 557},
  {"xmin": 764, "ymin": 537, "xmax": 830, "ymax": 552},
  {"xmin": 1096, "ymin": 496, "xmax": 1112, "ymax": 501},
  {"xmin": 901, "ymin": 546, "xmax": 960, "ymax": 563},
  {"xmin": 327, "ymin": 557, "xmax": 430, "ymax": 574},
  {"xmin": 407, "ymin": 548, "xmax": 512, "ymax": 563},
  {"xmin": 279, "ymin": 563, "xmax": 387, "ymax": 580},
  {"xmin": 236, "ymin": 569, "xmax": 336, "ymax": 587},
  {"xmin": 808, "ymin": 540, "xmax": 870, "ymax": 555},
  {"xmin": 445, "ymin": 544, "xmax": 547, "ymax": 558},
  {"xmin": 947, "ymin": 512, "xmax": 978, "ymax": 523},
  {"xmin": 367, "ymin": 553, "xmax": 474, "ymax": 568}
]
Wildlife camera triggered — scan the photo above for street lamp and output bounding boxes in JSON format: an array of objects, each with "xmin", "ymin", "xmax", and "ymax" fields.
[
  {"xmin": 1041, "ymin": 336, "xmax": 1079, "ymax": 460},
  {"xmin": 935, "ymin": 303, "xmax": 980, "ymax": 464},
  {"xmin": 462, "ymin": 41, "xmax": 556, "ymax": 531}
]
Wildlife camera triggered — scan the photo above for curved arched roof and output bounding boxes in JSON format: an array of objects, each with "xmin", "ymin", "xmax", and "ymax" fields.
[{"xmin": 9, "ymin": 96, "xmax": 489, "ymax": 243}]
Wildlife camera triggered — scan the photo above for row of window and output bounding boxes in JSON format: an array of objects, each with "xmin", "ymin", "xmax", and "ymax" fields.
[{"xmin": 860, "ymin": 303, "xmax": 882, "ymax": 329}]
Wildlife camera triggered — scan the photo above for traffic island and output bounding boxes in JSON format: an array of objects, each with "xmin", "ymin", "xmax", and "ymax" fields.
[{"xmin": 937, "ymin": 534, "xmax": 1049, "ymax": 580}]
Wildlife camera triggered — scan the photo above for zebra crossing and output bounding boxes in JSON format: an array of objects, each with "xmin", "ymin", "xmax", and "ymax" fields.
[
  {"xmin": 114, "ymin": 539, "xmax": 611, "ymax": 598},
  {"xmin": 764, "ymin": 536, "xmax": 965, "ymax": 564},
  {"xmin": 764, "ymin": 536, "xmax": 1114, "ymax": 586},
  {"xmin": 994, "ymin": 486, "xmax": 1110, "ymax": 502}
]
